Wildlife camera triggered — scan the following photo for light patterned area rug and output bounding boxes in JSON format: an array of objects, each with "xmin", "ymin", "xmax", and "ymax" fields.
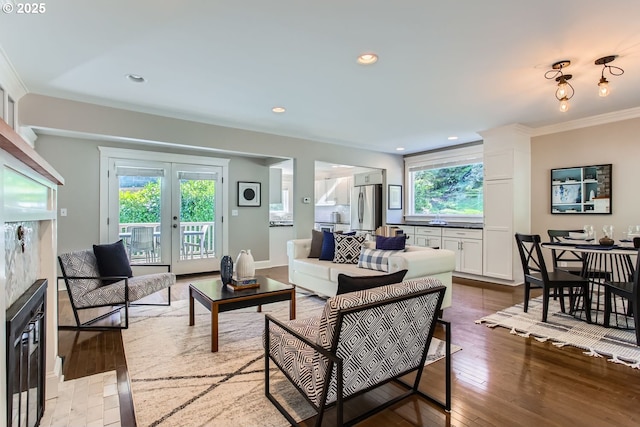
[
  {"xmin": 477, "ymin": 295, "xmax": 640, "ymax": 369},
  {"xmin": 123, "ymin": 292, "xmax": 458, "ymax": 427}
]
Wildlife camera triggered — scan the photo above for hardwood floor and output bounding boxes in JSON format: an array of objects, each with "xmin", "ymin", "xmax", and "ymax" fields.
[{"xmin": 57, "ymin": 268, "xmax": 640, "ymax": 427}]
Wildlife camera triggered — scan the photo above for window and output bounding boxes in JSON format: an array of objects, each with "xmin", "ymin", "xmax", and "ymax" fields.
[{"xmin": 405, "ymin": 145, "xmax": 483, "ymax": 220}]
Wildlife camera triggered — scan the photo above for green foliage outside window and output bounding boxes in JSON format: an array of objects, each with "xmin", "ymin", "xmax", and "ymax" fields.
[
  {"xmin": 119, "ymin": 179, "xmax": 215, "ymax": 223},
  {"xmin": 412, "ymin": 163, "xmax": 483, "ymax": 215}
]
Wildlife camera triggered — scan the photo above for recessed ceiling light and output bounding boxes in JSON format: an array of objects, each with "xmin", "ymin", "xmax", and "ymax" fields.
[
  {"xmin": 126, "ymin": 74, "xmax": 146, "ymax": 83},
  {"xmin": 396, "ymin": 147, "xmax": 405, "ymax": 151},
  {"xmin": 447, "ymin": 136, "xmax": 458, "ymax": 140},
  {"xmin": 272, "ymin": 106, "xmax": 286, "ymax": 113},
  {"xmin": 357, "ymin": 53, "xmax": 378, "ymax": 65}
]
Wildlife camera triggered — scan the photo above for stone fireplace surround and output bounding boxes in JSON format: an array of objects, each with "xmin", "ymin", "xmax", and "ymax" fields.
[{"xmin": 1, "ymin": 118, "xmax": 64, "ymax": 424}]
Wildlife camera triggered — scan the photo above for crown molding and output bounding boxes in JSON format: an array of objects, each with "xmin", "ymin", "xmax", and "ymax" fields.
[
  {"xmin": 531, "ymin": 106, "xmax": 640, "ymax": 137},
  {"xmin": 0, "ymin": 44, "xmax": 28, "ymax": 100}
]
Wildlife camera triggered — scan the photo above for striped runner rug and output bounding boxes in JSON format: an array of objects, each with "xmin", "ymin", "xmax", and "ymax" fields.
[{"xmin": 476, "ymin": 295, "xmax": 639, "ymax": 369}]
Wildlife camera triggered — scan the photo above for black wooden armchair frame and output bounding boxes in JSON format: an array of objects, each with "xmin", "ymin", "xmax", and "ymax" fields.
[{"xmin": 264, "ymin": 287, "xmax": 450, "ymax": 427}]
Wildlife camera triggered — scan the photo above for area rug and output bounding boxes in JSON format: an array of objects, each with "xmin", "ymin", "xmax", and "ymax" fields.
[
  {"xmin": 123, "ymin": 293, "xmax": 459, "ymax": 427},
  {"xmin": 476, "ymin": 295, "xmax": 640, "ymax": 369}
]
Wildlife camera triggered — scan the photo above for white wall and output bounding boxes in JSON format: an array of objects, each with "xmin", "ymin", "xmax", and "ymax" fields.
[
  {"xmin": 531, "ymin": 117, "xmax": 640, "ymax": 239},
  {"xmin": 26, "ymin": 95, "xmax": 404, "ymax": 262}
]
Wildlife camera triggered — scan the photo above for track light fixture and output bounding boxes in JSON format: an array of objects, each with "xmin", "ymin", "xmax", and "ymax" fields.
[
  {"xmin": 595, "ymin": 55, "xmax": 624, "ymax": 97},
  {"xmin": 545, "ymin": 60, "xmax": 574, "ymax": 112}
]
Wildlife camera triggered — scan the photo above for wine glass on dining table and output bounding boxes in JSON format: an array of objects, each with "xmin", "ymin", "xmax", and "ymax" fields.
[{"xmin": 583, "ymin": 224, "xmax": 595, "ymax": 241}]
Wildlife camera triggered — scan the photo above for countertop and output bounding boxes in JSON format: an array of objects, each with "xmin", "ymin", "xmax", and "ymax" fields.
[
  {"xmin": 269, "ymin": 221, "xmax": 294, "ymax": 227},
  {"xmin": 388, "ymin": 222, "xmax": 484, "ymax": 230}
]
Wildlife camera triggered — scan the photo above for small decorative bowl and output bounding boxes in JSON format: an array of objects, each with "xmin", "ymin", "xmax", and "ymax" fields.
[{"xmin": 599, "ymin": 237, "xmax": 615, "ymax": 246}]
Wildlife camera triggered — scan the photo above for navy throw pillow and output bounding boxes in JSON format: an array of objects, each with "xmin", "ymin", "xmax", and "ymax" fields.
[
  {"xmin": 376, "ymin": 235, "xmax": 406, "ymax": 251},
  {"xmin": 93, "ymin": 240, "xmax": 133, "ymax": 285},
  {"xmin": 319, "ymin": 231, "xmax": 337, "ymax": 261},
  {"xmin": 336, "ymin": 269, "xmax": 408, "ymax": 295}
]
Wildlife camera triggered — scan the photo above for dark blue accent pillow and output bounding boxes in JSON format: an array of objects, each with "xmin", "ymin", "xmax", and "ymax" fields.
[
  {"xmin": 93, "ymin": 240, "xmax": 133, "ymax": 285},
  {"xmin": 319, "ymin": 231, "xmax": 337, "ymax": 261},
  {"xmin": 376, "ymin": 235, "xmax": 406, "ymax": 251}
]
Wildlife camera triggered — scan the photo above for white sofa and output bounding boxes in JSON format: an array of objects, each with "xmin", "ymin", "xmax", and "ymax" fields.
[{"xmin": 287, "ymin": 239, "xmax": 456, "ymax": 308}]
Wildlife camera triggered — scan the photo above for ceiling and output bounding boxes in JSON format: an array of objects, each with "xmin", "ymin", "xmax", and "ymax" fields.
[{"xmin": 1, "ymin": 1, "xmax": 640, "ymax": 155}]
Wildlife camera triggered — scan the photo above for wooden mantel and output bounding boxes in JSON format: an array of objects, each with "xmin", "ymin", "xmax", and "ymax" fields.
[{"xmin": 0, "ymin": 119, "xmax": 63, "ymax": 185}]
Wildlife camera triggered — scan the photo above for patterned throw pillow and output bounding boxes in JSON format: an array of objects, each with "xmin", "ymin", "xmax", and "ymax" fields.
[
  {"xmin": 358, "ymin": 247, "xmax": 402, "ymax": 272},
  {"xmin": 333, "ymin": 234, "xmax": 366, "ymax": 264}
]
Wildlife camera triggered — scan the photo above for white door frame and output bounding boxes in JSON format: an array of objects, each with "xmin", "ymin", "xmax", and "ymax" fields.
[{"xmin": 99, "ymin": 147, "xmax": 230, "ymax": 270}]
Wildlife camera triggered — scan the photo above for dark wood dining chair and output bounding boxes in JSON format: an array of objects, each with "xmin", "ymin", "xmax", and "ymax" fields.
[
  {"xmin": 547, "ymin": 229, "xmax": 587, "ymax": 275},
  {"xmin": 515, "ymin": 233, "xmax": 592, "ymax": 323},
  {"xmin": 603, "ymin": 252, "xmax": 640, "ymax": 345},
  {"xmin": 547, "ymin": 229, "xmax": 610, "ymax": 280}
]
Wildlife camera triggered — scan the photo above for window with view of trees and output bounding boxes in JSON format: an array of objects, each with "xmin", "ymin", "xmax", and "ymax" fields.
[
  {"xmin": 405, "ymin": 145, "xmax": 484, "ymax": 219},
  {"xmin": 410, "ymin": 163, "xmax": 483, "ymax": 215}
]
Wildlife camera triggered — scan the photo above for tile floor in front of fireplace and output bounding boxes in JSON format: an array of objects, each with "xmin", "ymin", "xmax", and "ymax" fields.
[{"xmin": 40, "ymin": 370, "xmax": 121, "ymax": 427}]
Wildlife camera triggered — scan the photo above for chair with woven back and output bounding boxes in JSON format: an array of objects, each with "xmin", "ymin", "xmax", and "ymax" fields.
[{"xmin": 515, "ymin": 233, "xmax": 592, "ymax": 323}]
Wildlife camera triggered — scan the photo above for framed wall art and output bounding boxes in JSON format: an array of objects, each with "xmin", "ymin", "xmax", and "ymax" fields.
[
  {"xmin": 238, "ymin": 181, "xmax": 261, "ymax": 207},
  {"xmin": 388, "ymin": 184, "xmax": 402, "ymax": 210},
  {"xmin": 550, "ymin": 164, "xmax": 612, "ymax": 214}
]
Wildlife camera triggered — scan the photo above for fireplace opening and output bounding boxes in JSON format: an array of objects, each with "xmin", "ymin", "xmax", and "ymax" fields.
[{"xmin": 6, "ymin": 279, "xmax": 47, "ymax": 427}]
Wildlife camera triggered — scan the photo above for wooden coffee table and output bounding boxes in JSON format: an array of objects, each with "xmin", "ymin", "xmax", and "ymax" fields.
[{"xmin": 188, "ymin": 275, "xmax": 296, "ymax": 352}]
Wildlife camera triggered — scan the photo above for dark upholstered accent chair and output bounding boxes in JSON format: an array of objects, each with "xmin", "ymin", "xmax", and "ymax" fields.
[
  {"xmin": 515, "ymin": 233, "xmax": 592, "ymax": 323},
  {"xmin": 264, "ymin": 278, "xmax": 450, "ymax": 427},
  {"xmin": 603, "ymin": 251, "xmax": 640, "ymax": 346},
  {"xmin": 58, "ymin": 249, "xmax": 174, "ymax": 329}
]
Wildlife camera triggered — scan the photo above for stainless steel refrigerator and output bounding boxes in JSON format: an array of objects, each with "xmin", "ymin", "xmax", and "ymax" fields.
[{"xmin": 351, "ymin": 184, "xmax": 382, "ymax": 233}]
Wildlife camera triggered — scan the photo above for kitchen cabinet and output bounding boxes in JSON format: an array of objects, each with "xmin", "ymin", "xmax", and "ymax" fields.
[
  {"xmin": 395, "ymin": 225, "xmax": 415, "ymax": 245},
  {"xmin": 315, "ymin": 177, "xmax": 351, "ymax": 206},
  {"xmin": 353, "ymin": 170, "xmax": 383, "ymax": 186},
  {"xmin": 442, "ymin": 228, "xmax": 483, "ymax": 275},
  {"xmin": 414, "ymin": 226, "xmax": 441, "ymax": 248}
]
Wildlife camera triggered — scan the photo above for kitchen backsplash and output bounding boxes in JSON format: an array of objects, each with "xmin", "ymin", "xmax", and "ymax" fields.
[{"xmin": 315, "ymin": 205, "xmax": 351, "ymax": 223}]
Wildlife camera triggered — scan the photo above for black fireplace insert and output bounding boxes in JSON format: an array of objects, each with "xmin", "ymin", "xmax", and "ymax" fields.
[{"xmin": 6, "ymin": 279, "xmax": 47, "ymax": 427}]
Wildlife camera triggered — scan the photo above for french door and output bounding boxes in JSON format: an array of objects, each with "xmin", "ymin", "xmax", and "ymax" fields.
[{"xmin": 101, "ymin": 148, "xmax": 228, "ymax": 275}]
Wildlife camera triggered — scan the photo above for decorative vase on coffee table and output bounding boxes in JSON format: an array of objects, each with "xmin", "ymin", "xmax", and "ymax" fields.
[
  {"xmin": 220, "ymin": 255, "xmax": 233, "ymax": 285},
  {"xmin": 235, "ymin": 249, "xmax": 255, "ymax": 279}
]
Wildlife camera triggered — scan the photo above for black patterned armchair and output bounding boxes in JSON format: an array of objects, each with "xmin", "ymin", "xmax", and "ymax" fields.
[
  {"xmin": 264, "ymin": 278, "xmax": 450, "ymax": 426},
  {"xmin": 58, "ymin": 247, "xmax": 174, "ymax": 330}
]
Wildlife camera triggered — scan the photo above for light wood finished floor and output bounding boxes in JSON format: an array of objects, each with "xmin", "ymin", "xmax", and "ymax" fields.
[{"xmin": 58, "ymin": 267, "xmax": 640, "ymax": 426}]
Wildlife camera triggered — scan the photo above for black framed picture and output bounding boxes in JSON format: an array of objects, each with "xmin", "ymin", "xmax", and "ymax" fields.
[
  {"xmin": 388, "ymin": 184, "xmax": 402, "ymax": 210},
  {"xmin": 238, "ymin": 181, "xmax": 261, "ymax": 207},
  {"xmin": 550, "ymin": 164, "xmax": 612, "ymax": 214}
]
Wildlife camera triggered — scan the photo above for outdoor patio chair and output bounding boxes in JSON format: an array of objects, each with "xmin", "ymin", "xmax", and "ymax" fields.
[
  {"xmin": 264, "ymin": 278, "xmax": 450, "ymax": 427},
  {"xmin": 128, "ymin": 226, "xmax": 156, "ymax": 262},
  {"xmin": 58, "ymin": 241, "xmax": 174, "ymax": 330}
]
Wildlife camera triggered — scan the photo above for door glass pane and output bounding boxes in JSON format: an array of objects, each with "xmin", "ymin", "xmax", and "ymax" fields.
[
  {"xmin": 178, "ymin": 171, "xmax": 216, "ymax": 261},
  {"xmin": 117, "ymin": 167, "xmax": 163, "ymax": 264}
]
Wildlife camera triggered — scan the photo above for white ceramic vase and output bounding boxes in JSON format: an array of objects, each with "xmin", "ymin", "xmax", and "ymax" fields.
[{"xmin": 235, "ymin": 249, "xmax": 255, "ymax": 278}]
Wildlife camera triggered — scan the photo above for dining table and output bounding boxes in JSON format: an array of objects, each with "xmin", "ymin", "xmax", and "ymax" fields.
[{"xmin": 542, "ymin": 239, "xmax": 638, "ymax": 327}]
